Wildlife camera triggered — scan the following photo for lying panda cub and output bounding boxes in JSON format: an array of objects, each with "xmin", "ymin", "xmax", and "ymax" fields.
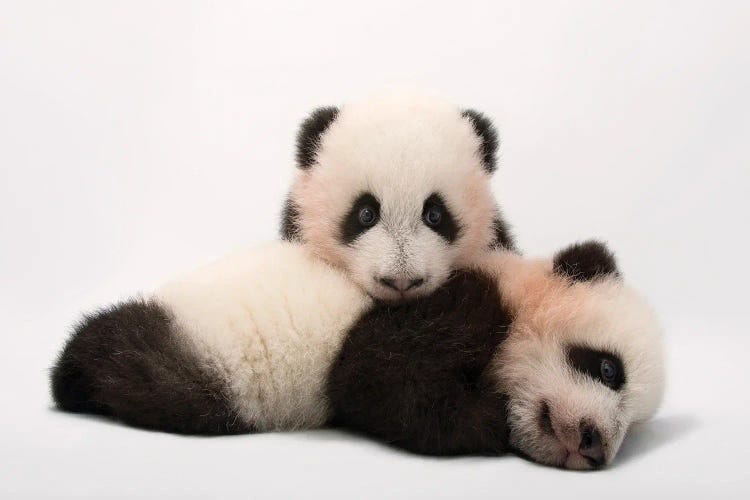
[
  {"xmin": 51, "ymin": 241, "xmax": 664, "ymax": 469},
  {"xmin": 330, "ymin": 241, "xmax": 665, "ymax": 469},
  {"xmin": 281, "ymin": 90, "xmax": 515, "ymax": 302}
]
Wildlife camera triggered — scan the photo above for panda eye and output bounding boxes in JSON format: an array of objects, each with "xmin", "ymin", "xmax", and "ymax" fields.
[
  {"xmin": 358, "ymin": 206, "xmax": 378, "ymax": 227},
  {"xmin": 567, "ymin": 345, "xmax": 625, "ymax": 391},
  {"xmin": 600, "ymin": 359, "xmax": 617, "ymax": 384},
  {"xmin": 341, "ymin": 192, "xmax": 381, "ymax": 244},
  {"xmin": 421, "ymin": 193, "xmax": 459, "ymax": 242},
  {"xmin": 423, "ymin": 205, "xmax": 443, "ymax": 227}
]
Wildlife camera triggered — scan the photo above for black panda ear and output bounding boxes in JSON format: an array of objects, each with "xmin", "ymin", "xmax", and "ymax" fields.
[
  {"xmin": 461, "ymin": 109, "xmax": 499, "ymax": 174},
  {"xmin": 296, "ymin": 106, "xmax": 339, "ymax": 169},
  {"xmin": 552, "ymin": 240, "xmax": 620, "ymax": 282}
]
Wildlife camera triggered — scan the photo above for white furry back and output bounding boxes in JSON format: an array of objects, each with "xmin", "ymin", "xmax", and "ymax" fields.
[{"xmin": 155, "ymin": 242, "xmax": 372, "ymax": 430}]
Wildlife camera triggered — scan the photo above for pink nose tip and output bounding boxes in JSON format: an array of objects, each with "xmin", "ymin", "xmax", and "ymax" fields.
[{"xmin": 378, "ymin": 277, "xmax": 425, "ymax": 292}]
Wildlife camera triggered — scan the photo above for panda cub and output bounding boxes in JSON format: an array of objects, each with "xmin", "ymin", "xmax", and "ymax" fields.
[
  {"xmin": 281, "ymin": 90, "xmax": 515, "ymax": 301},
  {"xmin": 329, "ymin": 241, "xmax": 665, "ymax": 469},
  {"xmin": 51, "ymin": 241, "xmax": 664, "ymax": 469}
]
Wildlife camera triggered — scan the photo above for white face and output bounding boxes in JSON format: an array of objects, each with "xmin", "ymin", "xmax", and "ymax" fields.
[
  {"xmin": 290, "ymin": 91, "xmax": 498, "ymax": 301},
  {"xmin": 337, "ymin": 191, "xmax": 461, "ymax": 301},
  {"xmin": 496, "ymin": 276, "xmax": 665, "ymax": 470}
]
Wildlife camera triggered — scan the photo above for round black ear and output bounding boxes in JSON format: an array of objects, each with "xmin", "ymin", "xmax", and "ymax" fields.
[
  {"xmin": 296, "ymin": 106, "xmax": 339, "ymax": 169},
  {"xmin": 461, "ymin": 109, "xmax": 499, "ymax": 174},
  {"xmin": 552, "ymin": 240, "xmax": 620, "ymax": 282}
]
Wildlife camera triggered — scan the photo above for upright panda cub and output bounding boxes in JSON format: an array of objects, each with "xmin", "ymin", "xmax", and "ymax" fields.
[
  {"xmin": 51, "ymin": 240, "xmax": 664, "ymax": 469},
  {"xmin": 281, "ymin": 90, "xmax": 515, "ymax": 301}
]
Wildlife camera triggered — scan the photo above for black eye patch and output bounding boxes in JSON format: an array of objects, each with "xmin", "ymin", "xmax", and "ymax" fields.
[
  {"xmin": 567, "ymin": 345, "xmax": 626, "ymax": 391},
  {"xmin": 340, "ymin": 192, "xmax": 381, "ymax": 244},
  {"xmin": 422, "ymin": 193, "xmax": 460, "ymax": 243}
]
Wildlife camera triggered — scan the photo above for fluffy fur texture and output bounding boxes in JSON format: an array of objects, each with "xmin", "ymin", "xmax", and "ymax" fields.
[
  {"xmin": 328, "ymin": 271, "xmax": 511, "ymax": 455},
  {"xmin": 51, "ymin": 240, "xmax": 664, "ymax": 470},
  {"xmin": 552, "ymin": 240, "xmax": 619, "ymax": 282},
  {"xmin": 461, "ymin": 109, "xmax": 499, "ymax": 173},
  {"xmin": 481, "ymin": 244, "xmax": 665, "ymax": 469},
  {"xmin": 327, "ymin": 242, "xmax": 664, "ymax": 469},
  {"xmin": 154, "ymin": 243, "xmax": 372, "ymax": 431},
  {"xmin": 52, "ymin": 243, "xmax": 371, "ymax": 432},
  {"xmin": 281, "ymin": 90, "xmax": 515, "ymax": 301},
  {"xmin": 51, "ymin": 299, "xmax": 251, "ymax": 434},
  {"xmin": 295, "ymin": 106, "xmax": 339, "ymax": 169},
  {"xmin": 491, "ymin": 207, "xmax": 517, "ymax": 252}
]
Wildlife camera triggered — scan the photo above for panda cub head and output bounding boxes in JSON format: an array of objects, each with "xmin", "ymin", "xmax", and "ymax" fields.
[
  {"xmin": 493, "ymin": 241, "xmax": 665, "ymax": 469},
  {"xmin": 282, "ymin": 90, "xmax": 513, "ymax": 301}
]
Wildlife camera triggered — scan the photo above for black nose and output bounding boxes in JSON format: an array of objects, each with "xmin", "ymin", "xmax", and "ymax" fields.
[
  {"xmin": 378, "ymin": 277, "xmax": 425, "ymax": 292},
  {"xmin": 579, "ymin": 425, "xmax": 605, "ymax": 468}
]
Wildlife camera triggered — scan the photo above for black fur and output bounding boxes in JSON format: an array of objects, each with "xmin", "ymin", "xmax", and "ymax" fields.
[
  {"xmin": 328, "ymin": 271, "xmax": 512, "ymax": 455},
  {"xmin": 340, "ymin": 192, "xmax": 380, "ymax": 244},
  {"xmin": 296, "ymin": 106, "xmax": 339, "ymax": 169},
  {"xmin": 552, "ymin": 240, "xmax": 619, "ymax": 282},
  {"xmin": 280, "ymin": 194, "xmax": 302, "ymax": 241},
  {"xmin": 567, "ymin": 345, "xmax": 626, "ymax": 391},
  {"xmin": 422, "ymin": 192, "xmax": 460, "ymax": 243},
  {"xmin": 489, "ymin": 208, "xmax": 517, "ymax": 252},
  {"xmin": 51, "ymin": 299, "xmax": 253, "ymax": 435},
  {"xmin": 462, "ymin": 109, "xmax": 499, "ymax": 174}
]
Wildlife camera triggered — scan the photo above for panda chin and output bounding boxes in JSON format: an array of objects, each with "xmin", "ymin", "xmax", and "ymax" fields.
[
  {"xmin": 367, "ymin": 288, "xmax": 428, "ymax": 303},
  {"xmin": 517, "ymin": 432, "xmax": 603, "ymax": 471},
  {"xmin": 509, "ymin": 400, "xmax": 610, "ymax": 471},
  {"xmin": 365, "ymin": 278, "xmax": 438, "ymax": 303}
]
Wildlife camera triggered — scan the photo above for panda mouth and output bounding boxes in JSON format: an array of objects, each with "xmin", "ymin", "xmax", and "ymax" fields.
[
  {"xmin": 539, "ymin": 401, "xmax": 555, "ymax": 436},
  {"xmin": 369, "ymin": 288, "xmax": 422, "ymax": 303},
  {"xmin": 370, "ymin": 277, "xmax": 432, "ymax": 302},
  {"xmin": 538, "ymin": 401, "xmax": 568, "ymax": 464},
  {"xmin": 538, "ymin": 401, "xmax": 605, "ymax": 470}
]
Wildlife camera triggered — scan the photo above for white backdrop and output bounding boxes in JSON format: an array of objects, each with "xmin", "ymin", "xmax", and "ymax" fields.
[{"xmin": 1, "ymin": 1, "xmax": 748, "ymax": 498}]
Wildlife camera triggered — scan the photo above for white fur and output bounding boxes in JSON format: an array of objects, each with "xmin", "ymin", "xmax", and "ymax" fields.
[
  {"xmin": 155, "ymin": 242, "xmax": 372, "ymax": 430},
  {"xmin": 153, "ymin": 243, "xmax": 664, "ymax": 469},
  {"xmin": 478, "ymin": 251, "xmax": 666, "ymax": 469},
  {"xmin": 290, "ymin": 90, "xmax": 498, "ymax": 300}
]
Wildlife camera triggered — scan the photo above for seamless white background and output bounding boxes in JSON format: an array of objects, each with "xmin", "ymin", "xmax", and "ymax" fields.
[{"xmin": 1, "ymin": 1, "xmax": 748, "ymax": 498}]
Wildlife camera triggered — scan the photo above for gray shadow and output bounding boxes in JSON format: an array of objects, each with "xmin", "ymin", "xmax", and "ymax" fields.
[
  {"xmin": 295, "ymin": 427, "xmax": 513, "ymax": 462},
  {"xmin": 614, "ymin": 414, "xmax": 699, "ymax": 465},
  {"xmin": 48, "ymin": 406, "xmax": 251, "ymax": 439}
]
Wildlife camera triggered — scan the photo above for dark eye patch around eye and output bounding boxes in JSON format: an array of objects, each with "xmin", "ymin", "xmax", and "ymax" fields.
[
  {"xmin": 340, "ymin": 192, "xmax": 380, "ymax": 244},
  {"xmin": 422, "ymin": 193, "xmax": 460, "ymax": 243},
  {"xmin": 567, "ymin": 345, "xmax": 626, "ymax": 391}
]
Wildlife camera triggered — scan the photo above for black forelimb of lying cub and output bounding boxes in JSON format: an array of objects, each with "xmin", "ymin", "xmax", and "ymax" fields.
[
  {"xmin": 327, "ymin": 271, "xmax": 512, "ymax": 455},
  {"xmin": 50, "ymin": 299, "xmax": 252, "ymax": 435}
]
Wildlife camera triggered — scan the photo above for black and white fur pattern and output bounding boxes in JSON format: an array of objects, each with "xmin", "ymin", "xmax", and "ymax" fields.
[
  {"xmin": 281, "ymin": 90, "xmax": 515, "ymax": 301},
  {"xmin": 330, "ymin": 241, "xmax": 665, "ymax": 469},
  {"xmin": 51, "ymin": 241, "xmax": 664, "ymax": 469}
]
